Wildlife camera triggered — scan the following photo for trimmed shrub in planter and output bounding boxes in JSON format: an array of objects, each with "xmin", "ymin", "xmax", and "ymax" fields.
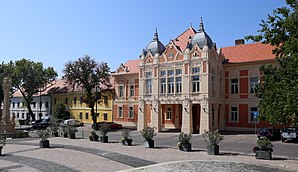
[
  {"xmin": 253, "ymin": 137, "xmax": 273, "ymax": 160},
  {"xmin": 140, "ymin": 127, "xmax": 156, "ymax": 148},
  {"xmin": 66, "ymin": 125, "xmax": 78, "ymax": 139},
  {"xmin": 89, "ymin": 131, "xmax": 99, "ymax": 141},
  {"xmin": 177, "ymin": 132, "xmax": 192, "ymax": 152},
  {"xmin": 99, "ymin": 123, "xmax": 110, "ymax": 143},
  {"xmin": 37, "ymin": 129, "xmax": 50, "ymax": 148},
  {"xmin": 202, "ymin": 129, "xmax": 223, "ymax": 155},
  {"xmin": 50, "ymin": 122, "xmax": 59, "ymax": 137},
  {"xmin": 120, "ymin": 130, "xmax": 133, "ymax": 146}
]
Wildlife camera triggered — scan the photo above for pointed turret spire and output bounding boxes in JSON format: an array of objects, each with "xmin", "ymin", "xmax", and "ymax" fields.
[
  {"xmin": 153, "ymin": 27, "xmax": 159, "ymax": 41},
  {"xmin": 198, "ymin": 17, "xmax": 204, "ymax": 32}
]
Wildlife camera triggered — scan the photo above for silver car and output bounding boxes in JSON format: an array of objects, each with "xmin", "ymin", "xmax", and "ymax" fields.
[{"xmin": 281, "ymin": 127, "xmax": 298, "ymax": 142}]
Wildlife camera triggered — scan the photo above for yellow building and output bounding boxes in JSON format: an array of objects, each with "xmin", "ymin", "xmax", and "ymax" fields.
[{"xmin": 49, "ymin": 79, "xmax": 113, "ymax": 123}]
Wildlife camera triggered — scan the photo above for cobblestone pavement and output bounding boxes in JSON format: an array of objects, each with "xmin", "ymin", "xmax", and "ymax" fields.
[{"xmin": 1, "ymin": 133, "xmax": 297, "ymax": 172}]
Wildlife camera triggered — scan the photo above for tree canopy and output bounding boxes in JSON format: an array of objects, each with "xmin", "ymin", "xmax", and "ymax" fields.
[
  {"xmin": 0, "ymin": 59, "xmax": 58, "ymax": 121},
  {"xmin": 63, "ymin": 55, "xmax": 111, "ymax": 124},
  {"xmin": 52, "ymin": 103, "xmax": 70, "ymax": 120},
  {"xmin": 246, "ymin": 0, "xmax": 298, "ymax": 126}
]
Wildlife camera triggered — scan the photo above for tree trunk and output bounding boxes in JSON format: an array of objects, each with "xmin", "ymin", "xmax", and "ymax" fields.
[
  {"xmin": 26, "ymin": 103, "xmax": 36, "ymax": 121},
  {"xmin": 90, "ymin": 103, "xmax": 97, "ymax": 125}
]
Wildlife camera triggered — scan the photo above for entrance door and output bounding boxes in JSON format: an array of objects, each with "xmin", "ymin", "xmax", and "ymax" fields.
[{"xmin": 192, "ymin": 104, "xmax": 201, "ymax": 134}]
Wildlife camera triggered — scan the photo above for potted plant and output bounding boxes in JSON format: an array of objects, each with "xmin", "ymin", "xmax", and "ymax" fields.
[
  {"xmin": 37, "ymin": 128, "xmax": 50, "ymax": 148},
  {"xmin": 177, "ymin": 132, "xmax": 192, "ymax": 152},
  {"xmin": 253, "ymin": 137, "xmax": 273, "ymax": 160},
  {"xmin": 99, "ymin": 123, "xmax": 110, "ymax": 143},
  {"xmin": 202, "ymin": 129, "xmax": 224, "ymax": 155},
  {"xmin": 50, "ymin": 122, "xmax": 59, "ymax": 137},
  {"xmin": 140, "ymin": 127, "xmax": 156, "ymax": 148},
  {"xmin": 60, "ymin": 124, "xmax": 68, "ymax": 138},
  {"xmin": 89, "ymin": 130, "xmax": 99, "ymax": 141},
  {"xmin": 120, "ymin": 129, "xmax": 133, "ymax": 146},
  {"xmin": 0, "ymin": 136, "xmax": 6, "ymax": 156},
  {"xmin": 66, "ymin": 125, "xmax": 78, "ymax": 139}
]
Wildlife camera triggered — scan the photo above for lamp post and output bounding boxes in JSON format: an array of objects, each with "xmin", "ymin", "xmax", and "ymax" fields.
[{"xmin": 254, "ymin": 111, "xmax": 259, "ymax": 134}]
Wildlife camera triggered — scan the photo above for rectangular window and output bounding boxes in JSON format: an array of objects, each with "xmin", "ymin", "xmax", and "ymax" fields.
[
  {"xmin": 160, "ymin": 70, "xmax": 166, "ymax": 77},
  {"xmin": 65, "ymin": 98, "xmax": 68, "ymax": 104},
  {"xmin": 104, "ymin": 113, "xmax": 108, "ymax": 120},
  {"xmin": 79, "ymin": 112, "xmax": 83, "ymax": 120},
  {"xmin": 161, "ymin": 78, "xmax": 166, "ymax": 94},
  {"xmin": 176, "ymin": 69, "xmax": 182, "ymax": 76},
  {"xmin": 250, "ymin": 107, "xmax": 259, "ymax": 122},
  {"xmin": 118, "ymin": 106, "xmax": 123, "ymax": 118},
  {"xmin": 128, "ymin": 107, "xmax": 134, "ymax": 118},
  {"xmin": 192, "ymin": 75, "xmax": 200, "ymax": 92},
  {"xmin": 231, "ymin": 79, "xmax": 239, "ymax": 94},
  {"xmin": 166, "ymin": 107, "xmax": 172, "ymax": 120},
  {"xmin": 17, "ymin": 102, "xmax": 20, "ymax": 107},
  {"xmin": 16, "ymin": 113, "xmax": 19, "ymax": 118},
  {"xmin": 169, "ymin": 51, "xmax": 174, "ymax": 58},
  {"xmin": 192, "ymin": 67, "xmax": 200, "ymax": 74},
  {"xmin": 32, "ymin": 102, "xmax": 36, "ymax": 108},
  {"xmin": 230, "ymin": 107, "xmax": 238, "ymax": 122},
  {"xmin": 54, "ymin": 98, "xmax": 57, "ymax": 105},
  {"xmin": 130, "ymin": 85, "xmax": 135, "ymax": 97},
  {"xmin": 103, "ymin": 96, "xmax": 108, "ymax": 105},
  {"xmin": 73, "ymin": 97, "xmax": 77, "ymax": 105},
  {"xmin": 250, "ymin": 77, "xmax": 259, "ymax": 93},
  {"xmin": 39, "ymin": 102, "xmax": 43, "ymax": 108},
  {"xmin": 168, "ymin": 77, "xmax": 174, "ymax": 93},
  {"xmin": 167, "ymin": 70, "xmax": 174, "ymax": 76},
  {"xmin": 12, "ymin": 102, "xmax": 15, "ymax": 108},
  {"xmin": 119, "ymin": 86, "xmax": 124, "ymax": 97},
  {"xmin": 80, "ymin": 97, "xmax": 83, "ymax": 104},
  {"xmin": 176, "ymin": 77, "xmax": 182, "ymax": 93},
  {"xmin": 45, "ymin": 102, "xmax": 49, "ymax": 108},
  {"xmin": 145, "ymin": 71, "xmax": 152, "ymax": 78},
  {"xmin": 145, "ymin": 79, "xmax": 152, "ymax": 94},
  {"xmin": 22, "ymin": 113, "xmax": 24, "ymax": 118},
  {"xmin": 85, "ymin": 113, "xmax": 89, "ymax": 120}
]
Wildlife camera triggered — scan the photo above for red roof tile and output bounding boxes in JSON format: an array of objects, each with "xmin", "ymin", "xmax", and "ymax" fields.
[
  {"xmin": 174, "ymin": 27, "xmax": 196, "ymax": 51},
  {"xmin": 221, "ymin": 42, "xmax": 276, "ymax": 63}
]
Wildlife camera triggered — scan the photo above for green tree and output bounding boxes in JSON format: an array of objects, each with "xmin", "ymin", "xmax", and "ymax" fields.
[
  {"xmin": 63, "ymin": 55, "xmax": 111, "ymax": 125},
  {"xmin": 0, "ymin": 86, "xmax": 3, "ymax": 104},
  {"xmin": 246, "ymin": 0, "xmax": 298, "ymax": 126},
  {"xmin": 52, "ymin": 103, "xmax": 70, "ymax": 120},
  {"xmin": 0, "ymin": 59, "xmax": 58, "ymax": 121}
]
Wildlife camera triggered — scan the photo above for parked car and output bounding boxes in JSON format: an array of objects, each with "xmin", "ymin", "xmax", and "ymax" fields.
[
  {"xmin": 64, "ymin": 119, "xmax": 84, "ymax": 127},
  {"xmin": 281, "ymin": 127, "xmax": 298, "ymax": 142},
  {"xmin": 92, "ymin": 121, "xmax": 122, "ymax": 130},
  {"xmin": 257, "ymin": 128, "xmax": 281, "ymax": 140},
  {"xmin": 32, "ymin": 118, "xmax": 50, "ymax": 130}
]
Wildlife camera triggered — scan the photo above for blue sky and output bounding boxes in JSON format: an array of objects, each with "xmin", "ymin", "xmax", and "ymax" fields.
[{"xmin": 0, "ymin": 0, "xmax": 286, "ymax": 77}]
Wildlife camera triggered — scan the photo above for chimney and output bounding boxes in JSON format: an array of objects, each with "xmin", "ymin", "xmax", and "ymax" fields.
[{"xmin": 235, "ymin": 39, "xmax": 245, "ymax": 46}]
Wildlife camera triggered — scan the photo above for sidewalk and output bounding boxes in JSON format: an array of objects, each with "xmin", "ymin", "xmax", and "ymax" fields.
[{"xmin": 1, "ymin": 136, "xmax": 297, "ymax": 172}]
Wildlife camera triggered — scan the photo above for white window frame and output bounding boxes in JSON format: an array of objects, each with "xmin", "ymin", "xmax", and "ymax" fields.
[
  {"xmin": 160, "ymin": 78, "xmax": 166, "ymax": 94},
  {"xmin": 231, "ymin": 79, "xmax": 238, "ymax": 94},
  {"xmin": 145, "ymin": 79, "xmax": 152, "ymax": 94},
  {"xmin": 176, "ymin": 77, "xmax": 182, "ymax": 93},
  {"xmin": 166, "ymin": 107, "xmax": 172, "ymax": 120},
  {"xmin": 119, "ymin": 85, "xmax": 124, "ymax": 97},
  {"xmin": 192, "ymin": 75, "xmax": 200, "ymax": 92},
  {"xmin": 118, "ymin": 106, "xmax": 123, "ymax": 118},
  {"xmin": 250, "ymin": 77, "xmax": 259, "ymax": 93},
  {"xmin": 230, "ymin": 106, "xmax": 238, "ymax": 122},
  {"xmin": 103, "ymin": 113, "xmax": 108, "ymax": 120},
  {"xmin": 168, "ymin": 77, "xmax": 174, "ymax": 93},
  {"xmin": 128, "ymin": 107, "xmax": 134, "ymax": 118},
  {"xmin": 130, "ymin": 85, "xmax": 135, "ymax": 97}
]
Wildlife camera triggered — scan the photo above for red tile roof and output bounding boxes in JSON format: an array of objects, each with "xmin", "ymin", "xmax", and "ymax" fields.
[
  {"xmin": 174, "ymin": 27, "xmax": 196, "ymax": 51},
  {"xmin": 113, "ymin": 59, "xmax": 140, "ymax": 75},
  {"xmin": 13, "ymin": 77, "xmax": 114, "ymax": 97},
  {"xmin": 221, "ymin": 42, "xmax": 276, "ymax": 63}
]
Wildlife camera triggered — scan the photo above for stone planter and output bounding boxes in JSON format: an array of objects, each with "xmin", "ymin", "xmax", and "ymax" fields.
[
  {"xmin": 207, "ymin": 145, "xmax": 219, "ymax": 155},
  {"xmin": 255, "ymin": 150, "xmax": 272, "ymax": 160},
  {"xmin": 53, "ymin": 132, "xmax": 59, "ymax": 137},
  {"xmin": 39, "ymin": 140, "xmax": 50, "ymax": 148},
  {"xmin": 100, "ymin": 136, "xmax": 108, "ymax": 143},
  {"xmin": 89, "ymin": 135, "xmax": 99, "ymax": 142},
  {"xmin": 0, "ymin": 146, "xmax": 3, "ymax": 156},
  {"xmin": 179, "ymin": 142, "xmax": 192, "ymax": 152},
  {"xmin": 63, "ymin": 133, "xmax": 68, "ymax": 138},
  {"xmin": 122, "ymin": 139, "xmax": 133, "ymax": 146},
  {"xmin": 144, "ymin": 140, "xmax": 154, "ymax": 148},
  {"xmin": 68, "ymin": 133, "xmax": 76, "ymax": 139}
]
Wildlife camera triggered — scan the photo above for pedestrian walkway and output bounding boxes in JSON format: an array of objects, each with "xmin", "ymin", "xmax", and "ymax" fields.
[{"xmin": 1, "ymin": 136, "xmax": 297, "ymax": 172}]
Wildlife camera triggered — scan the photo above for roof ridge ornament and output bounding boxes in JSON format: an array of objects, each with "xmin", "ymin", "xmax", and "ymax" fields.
[
  {"xmin": 153, "ymin": 27, "xmax": 159, "ymax": 41},
  {"xmin": 199, "ymin": 17, "xmax": 204, "ymax": 32}
]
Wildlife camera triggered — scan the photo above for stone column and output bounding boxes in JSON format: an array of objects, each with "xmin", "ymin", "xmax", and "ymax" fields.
[
  {"xmin": 181, "ymin": 98, "xmax": 193, "ymax": 133},
  {"xmin": 200, "ymin": 96, "xmax": 210, "ymax": 134},
  {"xmin": 151, "ymin": 99, "xmax": 161, "ymax": 132},
  {"xmin": 137, "ymin": 99, "xmax": 145, "ymax": 131},
  {"xmin": 0, "ymin": 77, "xmax": 15, "ymax": 133}
]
